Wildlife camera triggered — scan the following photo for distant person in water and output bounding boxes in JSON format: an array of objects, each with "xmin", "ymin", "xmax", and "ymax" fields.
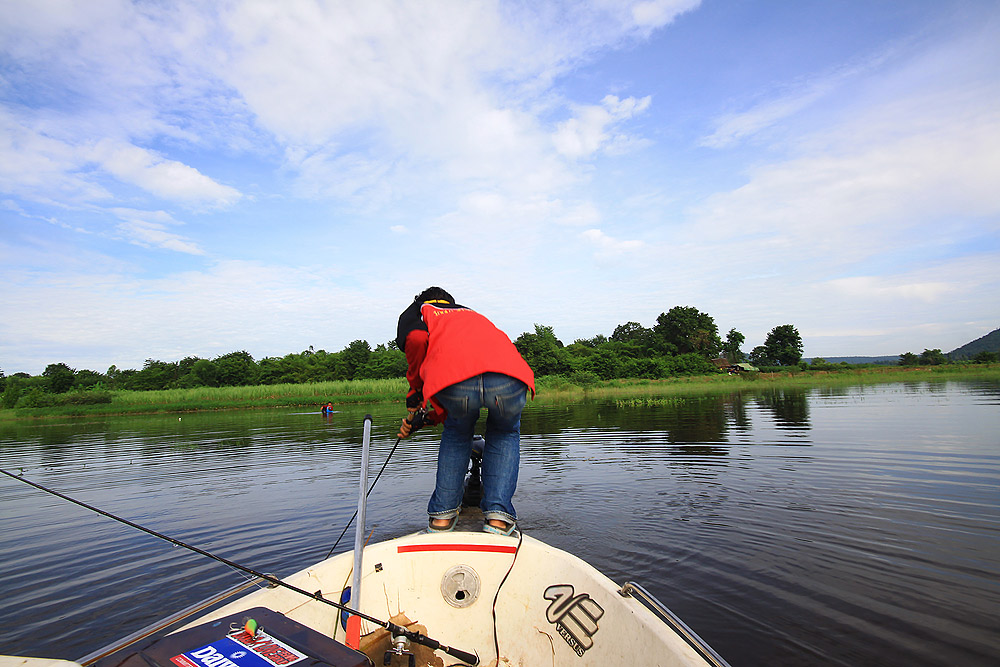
[
  {"xmin": 321, "ymin": 402, "xmax": 334, "ymax": 415},
  {"xmin": 396, "ymin": 287, "xmax": 535, "ymax": 536}
]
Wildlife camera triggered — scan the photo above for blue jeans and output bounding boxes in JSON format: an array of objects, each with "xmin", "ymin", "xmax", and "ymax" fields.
[{"xmin": 427, "ymin": 373, "xmax": 528, "ymax": 525}]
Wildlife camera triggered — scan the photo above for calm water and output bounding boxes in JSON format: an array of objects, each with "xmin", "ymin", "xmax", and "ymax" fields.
[{"xmin": 1, "ymin": 381, "xmax": 998, "ymax": 666}]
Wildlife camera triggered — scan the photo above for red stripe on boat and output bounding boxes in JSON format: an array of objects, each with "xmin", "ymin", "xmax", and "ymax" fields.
[{"xmin": 398, "ymin": 543, "xmax": 518, "ymax": 554}]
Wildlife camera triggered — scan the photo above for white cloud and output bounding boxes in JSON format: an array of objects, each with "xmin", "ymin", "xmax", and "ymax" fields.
[
  {"xmin": 693, "ymin": 14, "xmax": 1000, "ymax": 259},
  {"xmin": 701, "ymin": 85, "xmax": 833, "ymax": 149},
  {"xmin": 1, "ymin": 115, "xmax": 241, "ymax": 212},
  {"xmin": 630, "ymin": 0, "xmax": 702, "ymax": 29},
  {"xmin": 582, "ymin": 228, "xmax": 644, "ymax": 255},
  {"xmin": 699, "ymin": 49, "xmax": 895, "ymax": 149},
  {"xmin": 0, "ymin": 112, "xmax": 110, "ymax": 204},
  {"xmin": 92, "ymin": 140, "xmax": 242, "ymax": 208},
  {"xmin": 690, "ymin": 90, "xmax": 1000, "ymax": 257},
  {"xmin": 0, "ymin": 259, "xmax": 398, "ymax": 372},
  {"xmin": 553, "ymin": 95, "xmax": 652, "ymax": 159},
  {"xmin": 823, "ymin": 276, "xmax": 955, "ymax": 303},
  {"xmin": 110, "ymin": 208, "xmax": 204, "ymax": 255}
]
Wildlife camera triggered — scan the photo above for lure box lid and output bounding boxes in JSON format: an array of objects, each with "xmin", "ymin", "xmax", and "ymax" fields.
[{"xmin": 92, "ymin": 607, "xmax": 373, "ymax": 667}]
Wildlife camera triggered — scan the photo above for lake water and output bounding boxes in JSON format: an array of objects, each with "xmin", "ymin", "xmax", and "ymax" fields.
[{"xmin": 1, "ymin": 380, "xmax": 998, "ymax": 666}]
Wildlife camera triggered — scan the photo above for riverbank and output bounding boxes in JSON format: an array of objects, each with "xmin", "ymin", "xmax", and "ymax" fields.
[{"xmin": 1, "ymin": 364, "xmax": 997, "ymax": 420}]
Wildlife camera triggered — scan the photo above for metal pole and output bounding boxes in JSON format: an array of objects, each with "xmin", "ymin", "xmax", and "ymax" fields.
[
  {"xmin": 346, "ymin": 415, "xmax": 373, "ymax": 648},
  {"xmin": 619, "ymin": 581, "xmax": 732, "ymax": 667}
]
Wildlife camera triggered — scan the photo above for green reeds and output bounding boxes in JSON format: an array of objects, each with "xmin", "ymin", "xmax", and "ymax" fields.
[
  {"xmin": 2, "ymin": 365, "xmax": 997, "ymax": 420},
  {"xmin": 1, "ymin": 378, "xmax": 409, "ymax": 419},
  {"xmin": 534, "ymin": 364, "xmax": 1000, "ymax": 404}
]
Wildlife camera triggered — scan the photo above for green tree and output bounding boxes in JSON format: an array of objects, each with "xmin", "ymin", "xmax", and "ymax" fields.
[
  {"xmin": 723, "ymin": 328, "xmax": 745, "ymax": 363},
  {"xmin": 214, "ymin": 351, "xmax": 258, "ymax": 386},
  {"xmin": 340, "ymin": 340, "xmax": 372, "ymax": 380},
  {"xmin": 127, "ymin": 359, "xmax": 178, "ymax": 390},
  {"xmin": 192, "ymin": 359, "xmax": 219, "ymax": 386},
  {"xmin": 74, "ymin": 369, "xmax": 107, "ymax": 389},
  {"xmin": 653, "ymin": 306, "xmax": 722, "ymax": 358},
  {"xmin": 514, "ymin": 324, "xmax": 572, "ymax": 376},
  {"xmin": 661, "ymin": 353, "xmax": 718, "ymax": 376},
  {"xmin": 358, "ymin": 344, "xmax": 407, "ymax": 379},
  {"xmin": 919, "ymin": 348, "xmax": 947, "ymax": 365},
  {"xmin": 898, "ymin": 352, "xmax": 920, "ymax": 366},
  {"xmin": 43, "ymin": 363, "xmax": 76, "ymax": 393},
  {"xmin": 1, "ymin": 373, "xmax": 27, "ymax": 408},
  {"xmin": 611, "ymin": 321, "xmax": 656, "ymax": 352},
  {"xmin": 584, "ymin": 347, "xmax": 622, "ymax": 380},
  {"xmin": 748, "ymin": 345, "xmax": 774, "ymax": 367},
  {"xmin": 574, "ymin": 334, "xmax": 608, "ymax": 348},
  {"xmin": 971, "ymin": 350, "xmax": 998, "ymax": 364},
  {"xmin": 763, "ymin": 325, "xmax": 804, "ymax": 366}
]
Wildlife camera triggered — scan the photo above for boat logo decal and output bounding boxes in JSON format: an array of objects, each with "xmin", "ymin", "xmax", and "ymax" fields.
[
  {"xmin": 170, "ymin": 628, "xmax": 307, "ymax": 667},
  {"xmin": 543, "ymin": 584, "xmax": 605, "ymax": 657}
]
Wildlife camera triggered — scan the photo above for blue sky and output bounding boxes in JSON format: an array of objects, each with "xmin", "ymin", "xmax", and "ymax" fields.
[{"xmin": 2, "ymin": 0, "xmax": 998, "ymax": 375}]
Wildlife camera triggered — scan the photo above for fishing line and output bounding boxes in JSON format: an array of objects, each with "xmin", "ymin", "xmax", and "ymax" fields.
[
  {"xmin": 324, "ymin": 435, "xmax": 403, "ymax": 559},
  {"xmin": 325, "ymin": 408, "xmax": 426, "ymax": 558},
  {"xmin": 0, "ymin": 467, "xmax": 479, "ymax": 666}
]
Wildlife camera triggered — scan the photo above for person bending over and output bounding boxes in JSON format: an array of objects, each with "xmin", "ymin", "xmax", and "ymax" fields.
[{"xmin": 396, "ymin": 287, "xmax": 535, "ymax": 536}]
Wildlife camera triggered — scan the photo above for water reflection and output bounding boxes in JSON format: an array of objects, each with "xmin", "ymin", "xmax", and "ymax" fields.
[{"xmin": 524, "ymin": 388, "xmax": 813, "ymax": 457}]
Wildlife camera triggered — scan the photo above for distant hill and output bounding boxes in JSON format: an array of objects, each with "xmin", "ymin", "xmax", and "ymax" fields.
[
  {"xmin": 948, "ymin": 327, "xmax": 1000, "ymax": 360},
  {"xmin": 804, "ymin": 356, "xmax": 898, "ymax": 365}
]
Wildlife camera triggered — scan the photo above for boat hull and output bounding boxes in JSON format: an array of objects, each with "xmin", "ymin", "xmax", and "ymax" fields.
[{"xmin": 182, "ymin": 530, "xmax": 711, "ymax": 666}]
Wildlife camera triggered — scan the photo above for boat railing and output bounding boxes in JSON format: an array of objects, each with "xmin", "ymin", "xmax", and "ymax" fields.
[
  {"xmin": 76, "ymin": 575, "xmax": 272, "ymax": 665},
  {"xmin": 618, "ymin": 581, "xmax": 732, "ymax": 667}
]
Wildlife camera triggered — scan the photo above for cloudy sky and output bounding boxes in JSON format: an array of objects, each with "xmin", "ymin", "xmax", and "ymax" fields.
[{"xmin": 2, "ymin": 0, "xmax": 998, "ymax": 375}]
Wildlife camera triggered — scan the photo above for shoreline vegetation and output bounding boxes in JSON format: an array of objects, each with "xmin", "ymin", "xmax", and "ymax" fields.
[{"xmin": 2, "ymin": 364, "xmax": 998, "ymax": 421}]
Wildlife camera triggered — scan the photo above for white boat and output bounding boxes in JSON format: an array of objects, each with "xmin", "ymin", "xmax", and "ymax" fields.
[
  {"xmin": 61, "ymin": 521, "xmax": 729, "ymax": 667},
  {"xmin": 1, "ymin": 419, "xmax": 731, "ymax": 667}
]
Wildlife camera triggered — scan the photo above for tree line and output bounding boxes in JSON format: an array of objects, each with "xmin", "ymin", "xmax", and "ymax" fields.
[
  {"xmin": 897, "ymin": 348, "xmax": 998, "ymax": 366},
  {"xmin": 511, "ymin": 308, "xmax": 803, "ymax": 383},
  {"xmin": 0, "ymin": 340, "xmax": 408, "ymax": 408},
  {"xmin": 1, "ymin": 306, "xmax": 805, "ymax": 408}
]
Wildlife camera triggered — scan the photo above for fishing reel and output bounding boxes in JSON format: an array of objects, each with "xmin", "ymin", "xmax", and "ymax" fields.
[
  {"xmin": 398, "ymin": 405, "xmax": 428, "ymax": 439},
  {"xmin": 407, "ymin": 407, "xmax": 427, "ymax": 431},
  {"xmin": 383, "ymin": 633, "xmax": 416, "ymax": 667}
]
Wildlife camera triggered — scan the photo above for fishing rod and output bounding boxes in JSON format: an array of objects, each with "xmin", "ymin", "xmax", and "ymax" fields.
[
  {"xmin": 0, "ymin": 467, "xmax": 479, "ymax": 666},
  {"xmin": 325, "ymin": 408, "xmax": 427, "ymax": 558}
]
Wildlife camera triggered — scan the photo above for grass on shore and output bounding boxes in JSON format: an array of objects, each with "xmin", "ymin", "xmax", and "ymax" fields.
[
  {"xmin": 2, "ymin": 364, "xmax": 998, "ymax": 420},
  {"xmin": 535, "ymin": 363, "xmax": 1000, "ymax": 402},
  {"xmin": 0, "ymin": 378, "xmax": 409, "ymax": 420}
]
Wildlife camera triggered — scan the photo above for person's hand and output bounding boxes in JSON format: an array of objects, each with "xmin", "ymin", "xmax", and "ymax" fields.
[{"xmin": 397, "ymin": 408, "xmax": 423, "ymax": 439}]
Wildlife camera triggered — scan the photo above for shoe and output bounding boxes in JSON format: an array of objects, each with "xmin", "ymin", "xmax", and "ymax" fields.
[
  {"xmin": 427, "ymin": 515, "xmax": 459, "ymax": 533},
  {"xmin": 482, "ymin": 520, "xmax": 518, "ymax": 537}
]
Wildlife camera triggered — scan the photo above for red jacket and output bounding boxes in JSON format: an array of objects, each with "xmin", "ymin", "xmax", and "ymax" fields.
[{"xmin": 396, "ymin": 301, "xmax": 535, "ymax": 417}]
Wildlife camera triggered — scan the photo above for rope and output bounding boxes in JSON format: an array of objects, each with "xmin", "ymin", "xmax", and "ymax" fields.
[{"xmin": 492, "ymin": 530, "xmax": 524, "ymax": 662}]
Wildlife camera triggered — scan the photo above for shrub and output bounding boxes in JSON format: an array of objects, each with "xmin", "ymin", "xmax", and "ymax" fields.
[
  {"xmin": 1, "ymin": 385, "xmax": 23, "ymax": 409},
  {"xmin": 568, "ymin": 371, "xmax": 600, "ymax": 388},
  {"xmin": 662, "ymin": 353, "xmax": 717, "ymax": 377},
  {"xmin": 60, "ymin": 390, "xmax": 113, "ymax": 405},
  {"xmin": 16, "ymin": 388, "xmax": 55, "ymax": 408}
]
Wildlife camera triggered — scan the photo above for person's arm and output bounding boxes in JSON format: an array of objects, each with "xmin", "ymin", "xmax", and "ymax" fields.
[{"xmin": 404, "ymin": 329, "xmax": 428, "ymax": 407}]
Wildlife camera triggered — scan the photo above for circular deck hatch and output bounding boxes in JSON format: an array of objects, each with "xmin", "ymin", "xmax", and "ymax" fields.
[{"xmin": 441, "ymin": 565, "xmax": 480, "ymax": 608}]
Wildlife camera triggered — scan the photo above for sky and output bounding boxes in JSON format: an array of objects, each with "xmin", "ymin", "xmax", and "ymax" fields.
[{"xmin": 2, "ymin": 0, "xmax": 999, "ymax": 375}]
